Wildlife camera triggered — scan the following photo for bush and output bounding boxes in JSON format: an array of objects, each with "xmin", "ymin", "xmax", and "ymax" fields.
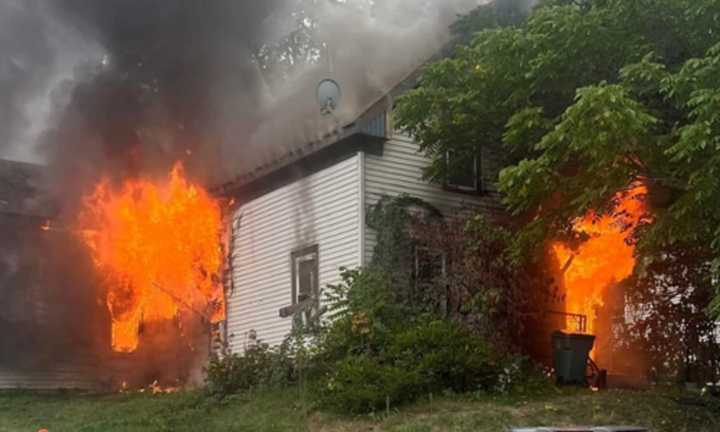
[
  {"xmin": 312, "ymin": 317, "xmax": 504, "ymax": 413},
  {"xmin": 491, "ymin": 355, "xmax": 554, "ymax": 395},
  {"xmin": 307, "ymin": 266, "xmax": 518, "ymax": 413},
  {"xmin": 324, "ymin": 267, "xmax": 410, "ymax": 333},
  {"xmin": 313, "ymin": 268, "xmax": 407, "ymax": 365},
  {"xmin": 389, "ymin": 320, "xmax": 499, "ymax": 394},
  {"xmin": 205, "ymin": 343, "xmax": 294, "ymax": 397},
  {"xmin": 314, "ymin": 355, "xmax": 421, "ymax": 414}
]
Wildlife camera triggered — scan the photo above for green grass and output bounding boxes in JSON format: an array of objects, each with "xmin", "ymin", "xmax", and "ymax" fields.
[{"xmin": 0, "ymin": 387, "xmax": 717, "ymax": 432}]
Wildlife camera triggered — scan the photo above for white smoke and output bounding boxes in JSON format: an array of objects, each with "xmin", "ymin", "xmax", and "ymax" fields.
[
  {"xmin": 246, "ymin": 0, "xmax": 488, "ymax": 171},
  {"xmin": 0, "ymin": 0, "xmax": 103, "ymax": 163}
]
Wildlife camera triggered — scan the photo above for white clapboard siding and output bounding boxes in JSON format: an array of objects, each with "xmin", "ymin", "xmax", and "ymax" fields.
[
  {"xmin": 227, "ymin": 155, "xmax": 362, "ymax": 351},
  {"xmin": 364, "ymin": 133, "xmax": 503, "ymax": 264}
]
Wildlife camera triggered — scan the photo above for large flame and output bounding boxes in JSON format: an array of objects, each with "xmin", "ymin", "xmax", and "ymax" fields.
[
  {"xmin": 79, "ymin": 163, "xmax": 225, "ymax": 353},
  {"xmin": 551, "ymin": 185, "xmax": 646, "ymax": 354}
]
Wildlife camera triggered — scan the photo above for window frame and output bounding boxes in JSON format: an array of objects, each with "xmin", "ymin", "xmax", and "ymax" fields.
[
  {"xmin": 412, "ymin": 244, "xmax": 450, "ymax": 317},
  {"xmin": 290, "ymin": 245, "xmax": 320, "ymax": 309},
  {"xmin": 443, "ymin": 150, "xmax": 483, "ymax": 194},
  {"xmin": 413, "ymin": 245, "xmax": 448, "ymax": 282}
]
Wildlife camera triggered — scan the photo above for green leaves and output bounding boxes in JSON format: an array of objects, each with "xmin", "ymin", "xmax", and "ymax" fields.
[
  {"xmin": 501, "ymin": 83, "xmax": 658, "ymax": 223},
  {"xmin": 503, "ymin": 106, "xmax": 553, "ymax": 158},
  {"xmin": 397, "ymin": 0, "xmax": 720, "ymax": 315},
  {"xmin": 620, "ymin": 53, "xmax": 670, "ymax": 98},
  {"xmin": 499, "ymin": 157, "xmax": 555, "ymax": 215}
]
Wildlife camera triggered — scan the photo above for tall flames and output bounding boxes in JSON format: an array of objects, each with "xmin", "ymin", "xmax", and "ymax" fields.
[
  {"xmin": 551, "ymin": 185, "xmax": 647, "ymax": 357},
  {"xmin": 79, "ymin": 163, "xmax": 225, "ymax": 353}
]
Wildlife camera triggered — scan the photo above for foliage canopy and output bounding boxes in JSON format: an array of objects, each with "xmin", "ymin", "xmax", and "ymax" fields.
[{"xmin": 395, "ymin": 0, "xmax": 720, "ymax": 315}]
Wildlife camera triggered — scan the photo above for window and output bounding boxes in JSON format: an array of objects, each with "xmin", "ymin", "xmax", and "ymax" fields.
[
  {"xmin": 445, "ymin": 151, "xmax": 481, "ymax": 193},
  {"xmin": 414, "ymin": 246, "xmax": 447, "ymax": 283},
  {"xmin": 414, "ymin": 245, "xmax": 449, "ymax": 316},
  {"xmin": 291, "ymin": 245, "xmax": 319, "ymax": 325},
  {"xmin": 361, "ymin": 109, "xmax": 388, "ymax": 138}
]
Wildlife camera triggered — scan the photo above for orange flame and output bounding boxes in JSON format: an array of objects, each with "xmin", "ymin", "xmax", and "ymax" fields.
[
  {"xmin": 551, "ymin": 185, "xmax": 646, "ymax": 355},
  {"xmin": 79, "ymin": 163, "xmax": 225, "ymax": 353}
]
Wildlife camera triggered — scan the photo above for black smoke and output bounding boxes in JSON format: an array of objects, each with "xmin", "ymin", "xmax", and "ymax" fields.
[
  {"xmin": 41, "ymin": 1, "xmax": 288, "ymax": 200},
  {"xmin": 2, "ymin": 1, "xmax": 490, "ymax": 196}
]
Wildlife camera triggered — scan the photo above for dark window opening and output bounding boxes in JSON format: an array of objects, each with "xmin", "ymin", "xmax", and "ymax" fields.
[
  {"xmin": 291, "ymin": 245, "xmax": 319, "ymax": 326},
  {"xmin": 414, "ymin": 245, "xmax": 457, "ymax": 317},
  {"xmin": 445, "ymin": 151, "xmax": 481, "ymax": 193},
  {"xmin": 415, "ymin": 246, "xmax": 446, "ymax": 282},
  {"xmin": 414, "ymin": 245, "xmax": 447, "ymax": 297},
  {"xmin": 412, "ymin": 245, "xmax": 448, "ymax": 314}
]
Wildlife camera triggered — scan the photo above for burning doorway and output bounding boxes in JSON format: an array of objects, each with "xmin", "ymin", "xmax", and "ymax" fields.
[{"xmin": 548, "ymin": 185, "xmax": 648, "ymax": 379}]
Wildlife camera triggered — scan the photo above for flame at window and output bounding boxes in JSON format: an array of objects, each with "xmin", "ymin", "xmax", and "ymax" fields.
[{"xmin": 78, "ymin": 163, "xmax": 225, "ymax": 353}]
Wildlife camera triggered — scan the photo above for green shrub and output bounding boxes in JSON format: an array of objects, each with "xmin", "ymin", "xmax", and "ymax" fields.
[
  {"xmin": 314, "ymin": 355, "xmax": 420, "ymax": 414},
  {"xmin": 314, "ymin": 268, "xmax": 407, "ymax": 364},
  {"xmin": 324, "ymin": 267, "xmax": 410, "ymax": 331},
  {"xmin": 205, "ymin": 343, "xmax": 294, "ymax": 397},
  {"xmin": 389, "ymin": 320, "xmax": 499, "ymax": 394},
  {"xmin": 307, "ymin": 267, "xmax": 514, "ymax": 414},
  {"xmin": 312, "ymin": 317, "xmax": 504, "ymax": 413}
]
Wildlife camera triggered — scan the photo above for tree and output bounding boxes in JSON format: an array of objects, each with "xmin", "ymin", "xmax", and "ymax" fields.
[
  {"xmin": 450, "ymin": 0, "xmax": 535, "ymax": 46},
  {"xmin": 395, "ymin": 0, "xmax": 720, "ymax": 318}
]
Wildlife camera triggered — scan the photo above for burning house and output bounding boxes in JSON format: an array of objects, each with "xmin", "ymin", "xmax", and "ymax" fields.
[
  {"xmin": 213, "ymin": 81, "xmax": 648, "ymax": 387},
  {"xmin": 1, "ymin": 0, "xmax": 503, "ymax": 391},
  {"xmin": 0, "ymin": 158, "xmax": 228, "ymax": 390},
  {"xmin": 0, "ymin": 81, "xmax": 650, "ymax": 392},
  {"xmin": 0, "ymin": 76, "xmax": 506, "ymax": 390},
  {"xmin": 0, "ymin": 0, "xmax": 656, "ymax": 392},
  {"xmin": 215, "ymin": 80, "xmax": 506, "ymax": 350}
]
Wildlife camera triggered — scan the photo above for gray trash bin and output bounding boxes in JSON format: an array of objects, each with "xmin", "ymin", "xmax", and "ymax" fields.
[{"xmin": 552, "ymin": 331, "xmax": 595, "ymax": 385}]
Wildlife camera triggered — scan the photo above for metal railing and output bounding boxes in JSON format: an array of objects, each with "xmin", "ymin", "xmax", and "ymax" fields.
[{"xmin": 546, "ymin": 310, "xmax": 588, "ymax": 333}]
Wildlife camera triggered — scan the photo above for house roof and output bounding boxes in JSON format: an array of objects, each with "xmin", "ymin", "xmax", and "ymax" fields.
[
  {"xmin": 213, "ymin": 98, "xmax": 391, "ymax": 200},
  {"xmin": 216, "ymin": 132, "xmax": 386, "ymax": 203},
  {"xmin": 0, "ymin": 159, "xmax": 53, "ymax": 218},
  {"xmin": 212, "ymin": 64, "xmax": 429, "ymax": 201},
  {"xmin": 211, "ymin": 37, "xmax": 459, "ymax": 201}
]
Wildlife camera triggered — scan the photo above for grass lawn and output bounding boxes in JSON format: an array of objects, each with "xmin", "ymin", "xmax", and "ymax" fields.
[{"xmin": 0, "ymin": 386, "xmax": 717, "ymax": 432}]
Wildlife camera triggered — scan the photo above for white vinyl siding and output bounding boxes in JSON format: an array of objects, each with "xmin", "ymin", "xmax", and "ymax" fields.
[
  {"xmin": 226, "ymin": 155, "xmax": 363, "ymax": 351},
  {"xmin": 363, "ymin": 132, "xmax": 503, "ymax": 264}
]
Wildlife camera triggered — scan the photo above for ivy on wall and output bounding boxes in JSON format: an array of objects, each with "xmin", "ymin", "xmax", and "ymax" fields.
[{"xmin": 366, "ymin": 194, "xmax": 443, "ymax": 305}]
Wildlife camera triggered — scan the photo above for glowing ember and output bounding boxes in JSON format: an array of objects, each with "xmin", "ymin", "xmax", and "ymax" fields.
[
  {"xmin": 79, "ymin": 163, "xmax": 225, "ymax": 353},
  {"xmin": 551, "ymin": 185, "xmax": 646, "ymax": 355},
  {"xmin": 150, "ymin": 380, "xmax": 180, "ymax": 394}
]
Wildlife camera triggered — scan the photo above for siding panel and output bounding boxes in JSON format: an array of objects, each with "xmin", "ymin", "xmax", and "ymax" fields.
[
  {"xmin": 364, "ymin": 133, "xmax": 503, "ymax": 263},
  {"xmin": 227, "ymin": 155, "xmax": 362, "ymax": 351},
  {"xmin": 0, "ymin": 354, "xmax": 99, "ymax": 390}
]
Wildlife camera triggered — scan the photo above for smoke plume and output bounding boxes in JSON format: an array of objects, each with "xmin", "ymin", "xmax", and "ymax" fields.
[{"xmin": 1, "ymin": 0, "xmax": 488, "ymax": 194}]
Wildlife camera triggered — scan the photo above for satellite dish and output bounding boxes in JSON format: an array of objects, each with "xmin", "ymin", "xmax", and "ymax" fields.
[{"xmin": 316, "ymin": 79, "xmax": 341, "ymax": 116}]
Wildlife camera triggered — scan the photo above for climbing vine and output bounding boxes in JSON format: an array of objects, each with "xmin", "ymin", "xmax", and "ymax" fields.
[
  {"xmin": 366, "ymin": 194, "xmax": 546, "ymax": 351},
  {"xmin": 366, "ymin": 194, "xmax": 443, "ymax": 306}
]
